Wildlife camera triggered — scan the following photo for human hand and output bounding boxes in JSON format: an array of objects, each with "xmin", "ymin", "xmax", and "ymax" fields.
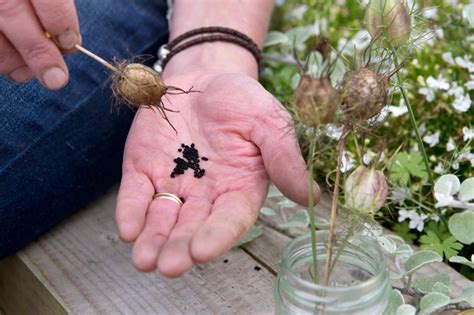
[
  {"xmin": 0, "ymin": 0, "xmax": 81, "ymax": 89},
  {"xmin": 115, "ymin": 70, "xmax": 320, "ymax": 277}
]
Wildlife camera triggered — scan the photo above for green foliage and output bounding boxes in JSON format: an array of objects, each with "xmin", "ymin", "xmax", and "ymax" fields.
[
  {"xmin": 419, "ymin": 231, "xmax": 462, "ymax": 259},
  {"xmin": 404, "ymin": 250, "xmax": 442, "ymax": 275},
  {"xmin": 392, "ymin": 222, "xmax": 417, "ymax": 242},
  {"xmin": 390, "ymin": 152, "xmax": 428, "ymax": 186},
  {"xmin": 449, "ymin": 212, "xmax": 474, "ymax": 245},
  {"xmin": 419, "ymin": 292, "xmax": 450, "ymax": 314},
  {"xmin": 412, "ymin": 273, "xmax": 451, "ymax": 294},
  {"xmin": 449, "ymin": 255, "xmax": 474, "ymax": 268},
  {"xmin": 384, "ymin": 289, "xmax": 405, "ymax": 315}
]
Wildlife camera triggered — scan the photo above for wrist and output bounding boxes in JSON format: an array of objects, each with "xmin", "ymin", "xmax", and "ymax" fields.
[{"xmin": 161, "ymin": 41, "xmax": 259, "ymax": 79}]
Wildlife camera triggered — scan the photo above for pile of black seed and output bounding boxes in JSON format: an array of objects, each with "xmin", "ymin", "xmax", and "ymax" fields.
[{"xmin": 171, "ymin": 143, "xmax": 208, "ymax": 178}]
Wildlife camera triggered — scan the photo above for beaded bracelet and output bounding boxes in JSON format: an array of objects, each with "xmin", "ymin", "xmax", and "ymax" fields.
[{"xmin": 155, "ymin": 26, "xmax": 261, "ymax": 72}]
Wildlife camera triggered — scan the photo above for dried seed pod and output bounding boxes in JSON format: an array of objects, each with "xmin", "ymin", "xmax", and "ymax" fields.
[
  {"xmin": 293, "ymin": 75, "xmax": 340, "ymax": 126},
  {"xmin": 112, "ymin": 63, "xmax": 168, "ymax": 108},
  {"xmin": 365, "ymin": 0, "xmax": 411, "ymax": 48},
  {"xmin": 340, "ymin": 67, "xmax": 389, "ymax": 121}
]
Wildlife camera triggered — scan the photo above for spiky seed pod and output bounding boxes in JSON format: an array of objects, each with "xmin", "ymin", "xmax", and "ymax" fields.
[
  {"xmin": 112, "ymin": 63, "xmax": 167, "ymax": 108},
  {"xmin": 365, "ymin": 0, "xmax": 411, "ymax": 48},
  {"xmin": 293, "ymin": 75, "xmax": 340, "ymax": 126},
  {"xmin": 340, "ymin": 67, "xmax": 389, "ymax": 121}
]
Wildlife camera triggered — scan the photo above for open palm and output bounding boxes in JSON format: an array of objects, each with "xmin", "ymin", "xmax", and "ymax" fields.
[{"xmin": 115, "ymin": 72, "xmax": 319, "ymax": 277}]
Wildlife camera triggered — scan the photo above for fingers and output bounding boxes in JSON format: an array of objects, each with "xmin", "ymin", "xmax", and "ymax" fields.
[
  {"xmin": 0, "ymin": 0, "xmax": 74, "ymax": 89},
  {"xmin": 156, "ymin": 199, "xmax": 212, "ymax": 277},
  {"xmin": 0, "ymin": 33, "xmax": 32, "ymax": 82},
  {"xmin": 190, "ymin": 191, "xmax": 261, "ymax": 263},
  {"xmin": 115, "ymin": 172, "xmax": 155, "ymax": 242},
  {"xmin": 132, "ymin": 198, "xmax": 181, "ymax": 272},
  {"xmin": 251, "ymin": 99, "xmax": 320, "ymax": 206},
  {"xmin": 31, "ymin": 0, "xmax": 81, "ymax": 51}
]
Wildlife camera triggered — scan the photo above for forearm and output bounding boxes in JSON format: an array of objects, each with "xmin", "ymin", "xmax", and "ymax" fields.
[{"xmin": 163, "ymin": 0, "xmax": 275, "ymax": 79}]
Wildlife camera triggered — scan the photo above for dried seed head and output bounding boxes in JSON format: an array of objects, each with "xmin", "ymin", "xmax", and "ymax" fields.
[
  {"xmin": 293, "ymin": 75, "xmax": 340, "ymax": 126},
  {"xmin": 365, "ymin": 0, "xmax": 411, "ymax": 48},
  {"xmin": 112, "ymin": 63, "xmax": 167, "ymax": 108},
  {"xmin": 340, "ymin": 67, "xmax": 389, "ymax": 121}
]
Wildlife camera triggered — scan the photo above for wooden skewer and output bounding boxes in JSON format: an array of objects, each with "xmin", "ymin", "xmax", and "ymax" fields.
[{"xmin": 44, "ymin": 31, "xmax": 118, "ymax": 72}]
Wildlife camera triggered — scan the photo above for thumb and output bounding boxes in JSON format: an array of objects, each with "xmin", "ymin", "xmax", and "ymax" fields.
[{"xmin": 251, "ymin": 99, "xmax": 320, "ymax": 206}]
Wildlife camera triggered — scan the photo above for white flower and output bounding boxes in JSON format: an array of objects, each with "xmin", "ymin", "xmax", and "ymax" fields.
[
  {"xmin": 452, "ymin": 161, "xmax": 460, "ymax": 170},
  {"xmin": 430, "ymin": 214, "xmax": 440, "ymax": 222},
  {"xmin": 388, "ymin": 99, "xmax": 408, "ymax": 117},
  {"xmin": 325, "ymin": 124, "xmax": 343, "ymax": 140},
  {"xmin": 408, "ymin": 212, "xmax": 428, "ymax": 232},
  {"xmin": 448, "ymin": 82, "xmax": 465, "ymax": 98},
  {"xmin": 446, "ymin": 137, "xmax": 456, "ymax": 152},
  {"xmin": 434, "ymin": 162, "xmax": 445, "ymax": 174},
  {"xmin": 423, "ymin": 7, "xmax": 438, "ymax": 19},
  {"xmin": 418, "ymin": 87, "xmax": 435, "ymax": 102},
  {"xmin": 442, "ymin": 52, "xmax": 455, "ymax": 65},
  {"xmin": 434, "ymin": 192, "xmax": 455, "ymax": 208},
  {"xmin": 453, "ymin": 94, "xmax": 472, "ymax": 112},
  {"xmin": 463, "ymin": 127, "xmax": 474, "ymax": 141},
  {"xmin": 455, "ymin": 55, "xmax": 473, "ymax": 69},
  {"xmin": 423, "ymin": 130, "xmax": 440, "ymax": 147},
  {"xmin": 426, "ymin": 76, "xmax": 450, "ymax": 90},
  {"xmin": 466, "ymin": 81, "xmax": 474, "ymax": 90},
  {"xmin": 398, "ymin": 209, "xmax": 416, "ymax": 222},
  {"xmin": 341, "ymin": 151, "xmax": 355, "ymax": 173},
  {"xmin": 291, "ymin": 5, "xmax": 307, "ymax": 19}
]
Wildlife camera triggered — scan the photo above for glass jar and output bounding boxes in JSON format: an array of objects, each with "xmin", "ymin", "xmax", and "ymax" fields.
[{"xmin": 273, "ymin": 231, "xmax": 391, "ymax": 315}]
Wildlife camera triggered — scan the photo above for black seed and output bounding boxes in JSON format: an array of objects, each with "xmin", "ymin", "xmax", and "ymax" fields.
[
  {"xmin": 178, "ymin": 148, "xmax": 182, "ymax": 152},
  {"xmin": 254, "ymin": 266, "xmax": 261, "ymax": 271},
  {"xmin": 181, "ymin": 144, "xmax": 185, "ymax": 148},
  {"xmin": 201, "ymin": 157, "xmax": 208, "ymax": 161},
  {"xmin": 223, "ymin": 259, "xmax": 228, "ymax": 263}
]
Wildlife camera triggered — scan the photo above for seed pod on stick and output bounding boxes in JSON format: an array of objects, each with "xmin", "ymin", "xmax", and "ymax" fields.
[{"xmin": 72, "ymin": 43, "xmax": 195, "ymax": 134}]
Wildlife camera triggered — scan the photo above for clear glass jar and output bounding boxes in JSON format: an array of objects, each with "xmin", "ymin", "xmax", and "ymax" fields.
[{"xmin": 273, "ymin": 231, "xmax": 391, "ymax": 315}]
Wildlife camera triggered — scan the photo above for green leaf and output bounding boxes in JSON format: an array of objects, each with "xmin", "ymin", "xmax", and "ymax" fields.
[
  {"xmin": 434, "ymin": 174, "xmax": 461, "ymax": 196},
  {"xmin": 260, "ymin": 207, "xmax": 277, "ymax": 216},
  {"xmin": 449, "ymin": 212, "xmax": 474, "ymax": 244},
  {"xmin": 449, "ymin": 255, "xmax": 474, "ymax": 269},
  {"xmin": 395, "ymin": 305, "xmax": 416, "ymax": 315},
  {"xmin": 419, "ymin": 292, "xmax": 450, "ymax": 314},
  {"xmin": 451, "ymin": 285, "xmax": 474, "ymax": 307},
  {"xmin": 404, "ymin": 250, "xmax": 442, "ymax": 275},
  {"xmin": 390, "ymin": 152, "xmax": 428, "ymax": 186},
  {"xmin": 383, "ymin": 289, "xmax": 404, "ymax": 315},
  {"xmin": 441, "ymin": 237, "xmax": 463, "ymax": 258},
  {"xmin": 278, "ymin": 209, "xmax": 309, "ymax": 229},
  {"xmin": 425, "ymin": 221, "xmax": 451, "ymax": 241},
  {"xmin": 465, "ymin": 3, "xmax": 474, "ymax": 28},
  {"xmin": 432, "ymin": 282, "xmax": 450, "ymax": 296},
  {"xmin": 420, "ymin": 232, "xmax": 462, "ymax": 259},
  {"xmin": 238, "ymin": 225, "xmax": 263, "ymax": 246},
  {"xmin": 264, "ymin": 31, "xmax": 289, "ymax": 47},
  {"xmin": 412, "ymin": 273, "xmax": 451, "ymax": 294},
  {"xmin": 393, "ymin": 222, "xmax": 417, "ymax": 242},
  {"xmin": 459, "ymin": 177, "xmax": 474, "ymax": 202}
]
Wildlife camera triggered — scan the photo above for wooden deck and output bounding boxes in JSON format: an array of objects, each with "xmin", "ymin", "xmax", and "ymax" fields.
[{"xmin": 0, "ymin": 187, "xmax": 471, "ymax": 314}]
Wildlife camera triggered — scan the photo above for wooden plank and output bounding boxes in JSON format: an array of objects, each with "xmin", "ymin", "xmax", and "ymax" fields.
[
  {"xmin": 0, "ymin": 255, "xmax": 67, "ymax": 315},
  {"xmin": 4, "ymin": 188, "xmax": 275, "ymax": 315}
]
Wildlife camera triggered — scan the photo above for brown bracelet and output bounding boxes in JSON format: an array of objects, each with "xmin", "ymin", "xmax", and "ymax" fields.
[{"xmin": 156, "ymin": 26, "xmax": 261, "ymax": 71}]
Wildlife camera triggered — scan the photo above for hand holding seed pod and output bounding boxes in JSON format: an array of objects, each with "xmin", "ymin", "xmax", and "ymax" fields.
[
  {"xmin": 344, "ymin": 165, "xmax": 389, "ymax": 214},
  {"xmin": 365, "ymin": 0, "xmax": 411, "ymax": 48}
]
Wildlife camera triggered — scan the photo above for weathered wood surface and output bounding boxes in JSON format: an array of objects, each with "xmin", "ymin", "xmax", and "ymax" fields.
[
  {"xmin": 0, "ymin": 186, "xmax": 471, "ymax": 314},
  {"xmin": 1, "ymin": 189, "xmax": 274, "ymax": 315}
]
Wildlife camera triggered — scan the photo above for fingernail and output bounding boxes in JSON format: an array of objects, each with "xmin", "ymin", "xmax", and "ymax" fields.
[
  {"xmin": 9, "ymin": 66, "xmax": 33, "ymax": 83},
  {"xmin": 57, "ymin": 30, "xmax": 80, "ymax": 50},
  {"xmin": 42, "ymin": 67, "xmax": 67, "ymax": 90}
]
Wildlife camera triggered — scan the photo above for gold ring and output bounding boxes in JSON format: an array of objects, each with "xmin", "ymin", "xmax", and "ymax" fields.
[{"xmin": 153, "ymin": 192, "xmax": 183, "ymax": 206}]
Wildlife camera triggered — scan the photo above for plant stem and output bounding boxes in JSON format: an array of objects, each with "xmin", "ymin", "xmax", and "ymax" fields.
[
  {"xmin": 323, "ymin": 134, "xmax": 347, "ymax": 286},
  {"xmin": 74, "ymin": 45, "xmax": 119, "ymax": 72},
  {"xmin": 308, "ymin": 135, "xmax": 319, "ymax": 284},
  {"xmin": 391, "ymin": 53, "xmax": 434, "ymax": 187}
]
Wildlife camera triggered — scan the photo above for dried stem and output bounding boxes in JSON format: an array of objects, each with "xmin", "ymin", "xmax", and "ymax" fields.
[
  {"xmin": 74, "ymin": 45, "xmax": 119, "ymax": 72},
  {"xmin": 323, "ymin": 133, "xmax": 347, "ymax": 286}
]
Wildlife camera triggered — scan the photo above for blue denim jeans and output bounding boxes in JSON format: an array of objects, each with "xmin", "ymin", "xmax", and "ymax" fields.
[{"xmin": 0, "ymin": 0, "xmax": 168, "ymax": 258}]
